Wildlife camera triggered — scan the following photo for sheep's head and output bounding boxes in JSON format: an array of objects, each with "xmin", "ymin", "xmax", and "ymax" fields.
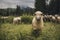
[{"xmin": 34, "ymin": 11, "xmax": 43, "ymax": 21}]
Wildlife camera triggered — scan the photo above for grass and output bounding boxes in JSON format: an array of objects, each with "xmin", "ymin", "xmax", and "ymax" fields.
[{"xmin": 0, "ymin": 22, "xmax": 60, "ymax": 40}]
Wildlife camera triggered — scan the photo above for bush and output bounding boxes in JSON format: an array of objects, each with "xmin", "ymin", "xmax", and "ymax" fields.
[
  {"xmin": 21, "ymin": 15, "xmax": 33, "ymax": 24},
  {"xmin": 6, "ymin": 16, "xmax": 13, "ymax": 23},
  {"xmin": 0, "ymin": 16, "xmax": 13, "ymax": 23},
  {"xmin": 0, "ymin": 16, "xmax": 33, "ymax": 24}
]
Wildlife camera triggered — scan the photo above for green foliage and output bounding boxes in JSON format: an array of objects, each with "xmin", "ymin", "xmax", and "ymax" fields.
[
  {"xmin": 35, "ymin": 0, "xmax": 60, "ymax": 14},
  {"xmin": 6, "ymin": 16, "xmax": 13, "ymax": 23},
  {"xmin": 35, "ymin": 0, "xmax": 46, "ymax": 12},
  {"xmin": 16, "ymin": 5, "xmax": 22, "ymax": 16},
  {"xmin": 0, "ymin": 16, "xmax": 33, "ymax": 24},
  {"xmin": 0, "ymin": 16, "xmax": 13, "ymax": 23},
  {"xmin": 21, "ymin": 15, "xmax": 33, "ymax": 24}
]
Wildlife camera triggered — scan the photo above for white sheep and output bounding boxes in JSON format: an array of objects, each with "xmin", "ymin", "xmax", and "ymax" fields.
[
  {"xmin": 32, "ymin": 11, "xmax": 44, "ymax": 31},
  {"xmin": 43, "ymin": 15, "xmax": 52, "ymax": 22},
  {"xmin": 13, "ymin": 17, "xmax": 21, "ymax": 24},
  {"xmin": 56, "ymin": 16, "xmax": 60, "ymax": 23},
  {"xmin": 43, "ymin": 15, "xmax": 51, "ymax": 22},
  {"xmin": 51, "ymin": 16, "xmax": 56, "ymax": 22},
  {"xmin": 43, "ymin": 15, "xmax": 47, "ymax": 22}
]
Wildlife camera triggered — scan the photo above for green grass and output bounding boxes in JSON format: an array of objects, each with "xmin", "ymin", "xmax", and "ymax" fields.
[{"xmin": 0, "ymin": 22, "xmax": 60, "ymax": 40}]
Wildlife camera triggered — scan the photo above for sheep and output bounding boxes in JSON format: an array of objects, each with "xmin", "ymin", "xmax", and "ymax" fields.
[
  {"xmin": 47, "ymin": 15, "xmax": 53, "ymax": 21},
  {"xmin": 43, "ymin": 15, "xmax": 53, "ymax": 22},
  {"xmin": 43, "ymin": 15, "xmax": 47, "ymax": 22},
  {"xmin": 32, "ymin": 11, "xmax": 44, "ymax": 32},
  {"xmin": 43, "ymin": 15, "xmax": 51, "ymax": 22},
  {"xmin": 13, "ymin": 17, "xmax": 21, "ymax": 24},
  {"xmin": 56, "ymin": 16, "xmax": 60, "ymax": 23},
  {"xmin": 51, "ymin": 16, "xmax": 56, "ymax": 22},
  {"xmin": 55, "ymin": 14, "xmax": 58, "ymax": 17}
]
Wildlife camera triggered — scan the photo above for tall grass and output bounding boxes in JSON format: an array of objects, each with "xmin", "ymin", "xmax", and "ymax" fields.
[{"xmin": 0, "ymin": 22, "xmax": 60, "ymax": 40}]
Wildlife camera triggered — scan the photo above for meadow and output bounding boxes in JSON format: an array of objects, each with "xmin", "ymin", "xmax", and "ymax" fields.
[{"xmin": 0, "ymin": 22, "xmax": 60, "ymax": 40}]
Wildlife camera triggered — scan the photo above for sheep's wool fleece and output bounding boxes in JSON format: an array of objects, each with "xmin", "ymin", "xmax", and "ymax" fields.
[{"xmin": 32, "ymin": 16, "xmax": 44, "ymax": 30}]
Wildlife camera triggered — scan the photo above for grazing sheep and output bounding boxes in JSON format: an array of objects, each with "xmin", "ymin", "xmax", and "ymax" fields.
[
  {"xmin": 43, "ymin": 15, "xmax": 47, "ymax": 22},
  {"xmin": 43, "ymin": 15, "xmax": 52, "ymax": 22},
  {"xmin": 51, "ymin": 16, "xmax": 56, "ymax": 22},
  {"xmin": 56, "ymin": 16, "xmax": 60, "ymax": 23},
  {"xmin": 13, "ymin": 17, "xmax": 21, "ymax": 24},
  {"xmin": 32, "ymin": 11, "xmax": 44, "ymax": 31},
  {"xmin": 55, "ymin": 14, "xmax": 58, "ymax": 17},
  {"xmin": 47, "ymin": 15, "xmax": 53, "ymax": 21}
]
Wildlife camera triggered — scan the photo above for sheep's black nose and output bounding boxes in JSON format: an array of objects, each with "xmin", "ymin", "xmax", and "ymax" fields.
[
  {"xmin": 37, "ymin": 19, "xmax": 40, "ymax": 21},
  {"xmin": 36, "ymin": 18, "xmax": 40, "ymax": 21}
]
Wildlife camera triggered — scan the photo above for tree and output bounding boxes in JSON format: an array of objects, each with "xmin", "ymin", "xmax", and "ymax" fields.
[
  {"xmin": 48, "ymin": 0, "xmax": 59, "ymax": 14},
  {"xmin": 35, "ymin": 0, "xmax": 46, "ymax": 13},
  {"xmin": 16, "ymin": 5, "xmax": 22, "ymax": 16},
  {"xmin": 35, "ymin": 0, "xmax": 60, "ymax": 15}
]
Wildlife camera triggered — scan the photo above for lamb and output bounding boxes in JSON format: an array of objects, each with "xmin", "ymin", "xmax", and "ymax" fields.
[
  {"xmin": 32, "ymin": 11, "xmax": 44, "ymax": 31},
  {"xmin": 13, "ymin": 17, "xmax": 21, "ymax": 24}
]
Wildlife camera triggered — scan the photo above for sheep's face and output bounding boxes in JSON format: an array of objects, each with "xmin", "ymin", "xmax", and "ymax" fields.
[{"xmin": 34, "ymin": 11, "xmax": 43, "ymax": 21}]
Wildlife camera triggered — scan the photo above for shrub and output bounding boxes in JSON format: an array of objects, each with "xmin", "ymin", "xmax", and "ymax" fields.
[
  {"xmin": 6, "ymin": 16, "xmax": 13, "ymax": 23},
  {"xmin": 0, "ymin": 16, "xmax": 13, "ymax": 23},
  {"xmin": 0, "ymin": 16, "xmax": 33, "ymax": 24},
  {"xmin": 21, "ymin": 15, "xmax": 33, "ymax": 24}
]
